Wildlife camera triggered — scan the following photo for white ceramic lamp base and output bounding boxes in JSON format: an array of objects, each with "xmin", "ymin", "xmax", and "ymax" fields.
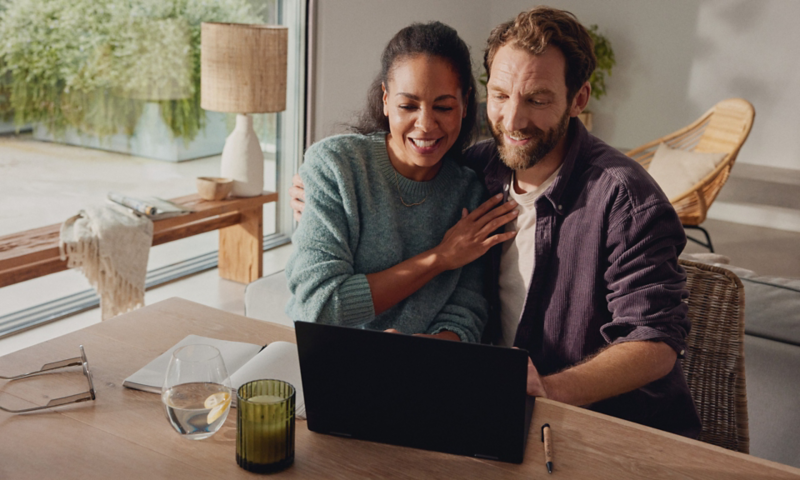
[{"xmin": 220, "ymin": 114, "xmax": 264, "ymax": 197}]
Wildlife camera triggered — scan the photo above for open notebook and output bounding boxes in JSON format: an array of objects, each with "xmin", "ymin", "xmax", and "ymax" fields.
[{"xmin": 123, "ymin": 335, "xmax": 305, "ymax": 418}]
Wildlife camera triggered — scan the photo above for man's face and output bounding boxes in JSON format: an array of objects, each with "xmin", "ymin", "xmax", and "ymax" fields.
[{"xmin": 486, "ymin": 44, "xmax": 573, "ymax": 171}]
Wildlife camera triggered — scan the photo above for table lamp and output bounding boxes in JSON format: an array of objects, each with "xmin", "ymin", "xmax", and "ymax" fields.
[{"xmin": 201, "ymin": 22, "xmax": 288, "ymax": 197}]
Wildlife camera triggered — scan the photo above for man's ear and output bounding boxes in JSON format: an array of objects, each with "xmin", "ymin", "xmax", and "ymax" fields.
[
  {"xmin": 569, "ymin": 81, "xmax": 591, "ymax": 117},
  {"xmin": 382, "ymin": 83, "xmax": 389, "ymax": 117}
]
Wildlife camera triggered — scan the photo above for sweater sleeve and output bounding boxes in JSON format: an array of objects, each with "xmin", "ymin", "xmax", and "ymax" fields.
[
  {"xmin": 426, "ymin": 180, "xmax": 489, "ymax": 343},
  {"xmin": 285, "ymin": 144, "xmax": 375, "ymax": 326},
  {"xmin": 427, "ymin": 257, "xmax": 489, "ymax": 343}
]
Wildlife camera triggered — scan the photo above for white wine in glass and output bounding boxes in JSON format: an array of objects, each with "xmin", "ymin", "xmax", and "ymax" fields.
[{"xmin": 162, "ymin": 344, "xmax": 233, "ymax": 440}]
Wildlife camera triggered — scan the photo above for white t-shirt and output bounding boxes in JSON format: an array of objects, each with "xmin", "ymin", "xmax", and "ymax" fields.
[{"xmin": 498, "ymin": 167, "xmax": 561, "ymax": 347}]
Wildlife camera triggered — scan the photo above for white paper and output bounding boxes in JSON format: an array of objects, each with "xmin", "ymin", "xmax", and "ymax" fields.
[
  {"xmin": 230, "ymin": 341, "xmax": 305, "ymax": 419},
  {"xmin": 122, "ymin": 335, "xmax": 262, "ymax": 393}
]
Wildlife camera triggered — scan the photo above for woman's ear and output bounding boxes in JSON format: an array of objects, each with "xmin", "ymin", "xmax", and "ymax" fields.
[{"xmin": 382, "ymin": 83, "xmax": 389, "ymax": 117}]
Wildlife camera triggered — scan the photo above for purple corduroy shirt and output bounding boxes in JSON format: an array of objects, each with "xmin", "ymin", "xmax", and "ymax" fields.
[{"xmin": 463, "ymin": 118, "xmax": 701, "ymax": 438}]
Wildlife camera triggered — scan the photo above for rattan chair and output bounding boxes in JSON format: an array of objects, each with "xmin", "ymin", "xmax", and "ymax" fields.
[
  {"xmin": 627, "ymin": 99, "xmax": 755, "ymax": 251},
  {"xmin": 679, "ymin": 258, "xmax": 748, "ymax": 453}
]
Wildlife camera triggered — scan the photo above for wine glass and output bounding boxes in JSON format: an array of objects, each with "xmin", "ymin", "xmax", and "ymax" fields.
[{"xmin": 161, "ymin": 344, "xmax": 233, "ymax": 440}]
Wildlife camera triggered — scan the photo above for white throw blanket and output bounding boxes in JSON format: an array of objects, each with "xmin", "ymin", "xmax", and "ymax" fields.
[{"xmin": 59, "ymin": 203, "xmax": 154, "ymax": 320}]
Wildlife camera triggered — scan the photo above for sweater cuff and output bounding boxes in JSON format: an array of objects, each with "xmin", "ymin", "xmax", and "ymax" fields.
[
  {"xmin": 429, "ymin": 325, "xmax": 472, "ymax": 343},
  {"xmin": 337, "ymin": 274, "xmax": 375, "ymax": 326}
]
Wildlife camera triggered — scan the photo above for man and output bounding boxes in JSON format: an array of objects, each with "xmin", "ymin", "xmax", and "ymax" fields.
[{"xmin": 291, "ymin": 7, "xmax": 701, "ymax": 437}]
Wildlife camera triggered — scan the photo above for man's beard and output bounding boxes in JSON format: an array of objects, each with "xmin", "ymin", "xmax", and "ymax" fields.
[{"xmin": 490, "ymin": 107, "xmax": 571, "ymax": 171}]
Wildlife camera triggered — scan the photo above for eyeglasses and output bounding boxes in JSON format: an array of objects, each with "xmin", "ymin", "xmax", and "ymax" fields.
[{"xmin": 0, "ymin": 345, "xmax": 96, "ymax": 413}]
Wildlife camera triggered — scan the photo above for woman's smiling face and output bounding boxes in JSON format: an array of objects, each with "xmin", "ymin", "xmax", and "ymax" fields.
[{"xmin": 383, "ymin": 54, "xmax": 467, "ymax": 182}]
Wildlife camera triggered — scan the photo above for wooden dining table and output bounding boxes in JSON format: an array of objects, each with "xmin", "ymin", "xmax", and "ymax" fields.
[{"xmin": 1, "ymin": 297, "xmax": 798, "ymax": 479}]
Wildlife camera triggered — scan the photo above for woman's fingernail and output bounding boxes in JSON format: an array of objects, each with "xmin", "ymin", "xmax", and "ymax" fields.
[
  {"xmin": 495, "ymin": 193, "xmax": 503, "ymax": 199},
  {"xmin": 509, "ymin": 200, "xmax": 518, "ymax": 207}
]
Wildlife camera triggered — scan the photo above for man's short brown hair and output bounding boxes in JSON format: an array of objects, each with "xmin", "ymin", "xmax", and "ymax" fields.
[{"xmin": 484, "ymin": 6, "xmax": 596, "ymax": 101}]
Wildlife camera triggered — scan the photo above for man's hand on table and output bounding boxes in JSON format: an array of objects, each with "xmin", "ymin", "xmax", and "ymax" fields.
[
  {"xmin": 524, "ymin": 341, "xmax": 677, "ymax": 405},
  {"xmin": 525, "ymin": 356, "xmax": 549, "ymax": 398}
]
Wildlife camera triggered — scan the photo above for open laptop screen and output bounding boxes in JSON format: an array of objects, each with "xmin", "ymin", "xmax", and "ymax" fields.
[{"xmin": 295, "ymin": 322, "xmax": 532, "ymax": 463}]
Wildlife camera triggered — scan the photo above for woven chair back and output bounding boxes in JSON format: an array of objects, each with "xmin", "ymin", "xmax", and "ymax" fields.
[
  {"xmin": 679, "ymin": 258, "xmax": 749, "ymax": 453},
  {"xmin": 626, "ymin": 98, "xmax": 755, "ymax": 225}
]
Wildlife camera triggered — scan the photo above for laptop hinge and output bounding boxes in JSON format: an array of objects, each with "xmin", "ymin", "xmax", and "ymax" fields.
[{"xmin": 473, "ymin": 454, "xmax": 500, "ymax": 461}]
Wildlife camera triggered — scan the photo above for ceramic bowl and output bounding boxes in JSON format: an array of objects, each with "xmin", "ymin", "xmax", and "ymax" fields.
[{"xmin": 196, "ymin": 177, "xmax": 234, "ymax": 201}]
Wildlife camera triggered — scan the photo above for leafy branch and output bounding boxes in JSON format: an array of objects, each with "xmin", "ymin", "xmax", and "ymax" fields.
[{"xmin": 587, "ymin": 24, "xmax": 616, "ymax": 101}]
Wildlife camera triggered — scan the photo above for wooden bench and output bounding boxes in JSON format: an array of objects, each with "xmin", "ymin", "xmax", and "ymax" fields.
[{"xmin": 0, "ymin": 192, "xmax": 278, "ymax": 288}]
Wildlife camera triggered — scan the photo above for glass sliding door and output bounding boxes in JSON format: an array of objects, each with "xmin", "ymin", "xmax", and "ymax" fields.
[{"xmin": 0, "ymin": 0, "xmax": 305, "ymax": 336}]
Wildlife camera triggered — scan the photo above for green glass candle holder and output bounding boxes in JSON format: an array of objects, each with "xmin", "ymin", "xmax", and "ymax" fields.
[{"xmin": 236, "ymin": 379, "xmax": 296, "ymax": 473}]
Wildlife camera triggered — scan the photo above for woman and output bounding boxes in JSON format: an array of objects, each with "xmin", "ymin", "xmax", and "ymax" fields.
[{"xmin": 285, "ymin": 22, "xmax": 517, "ymax": 342}]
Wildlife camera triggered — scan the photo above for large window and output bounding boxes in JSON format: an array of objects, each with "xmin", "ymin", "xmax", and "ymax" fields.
[{"xmin": 0, "ymin": 0, "xmax": 306, "ymax": 336}]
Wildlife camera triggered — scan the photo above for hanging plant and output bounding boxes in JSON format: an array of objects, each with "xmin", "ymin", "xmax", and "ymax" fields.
[{"xmin": 0, "ymin": 0, "xmax": 260, "ymax": 140}]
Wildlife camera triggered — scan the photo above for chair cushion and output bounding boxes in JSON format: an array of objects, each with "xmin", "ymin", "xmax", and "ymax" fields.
[
  {"xmin": 680, "ymin": 252, "xmax": 731, "ymax": 265},
  {"xmin": 244, "ymin": 270, "xmax": 294, "ymax": 328},
  {"xmin": 646, "ymin": 143, "xmax": 726, "ymax": 200}
]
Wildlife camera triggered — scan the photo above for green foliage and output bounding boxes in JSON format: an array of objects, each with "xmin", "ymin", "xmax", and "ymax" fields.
[
  {"xmin": 0, "ymin": 0, "xmax": 10, "ymax": 121},
  {"xmin": 0, "ymin": 0, "xmax": 260, "ymax": 139},
  {"xmin": 0, "ymin": 71, "xmax": 10, "ymax": 123},
  {"xmin": 588, "ymin": 24, "xmax": 616, "ymax": 101}
]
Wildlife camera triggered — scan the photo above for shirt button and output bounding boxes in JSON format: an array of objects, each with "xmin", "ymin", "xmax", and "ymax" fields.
[
  {"xmin": 557, "ymin": 205, "xmax": 563, "ymax": 210},
  {"xmin": 504, "ymin": 184, "xmax": 510, "ymax": 191},
  {"xmin": 680, "ymin": 349, "xmax": 685, "ymax": 356}
]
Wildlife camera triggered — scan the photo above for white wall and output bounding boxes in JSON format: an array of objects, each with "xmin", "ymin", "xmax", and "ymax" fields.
[
  {"xmin": 309, "ymin": 0, "xmax": 492, "ymax": 143},
  {"xmin": 311, "ymin": 1, "xmax": 800, "ymax": 171}
]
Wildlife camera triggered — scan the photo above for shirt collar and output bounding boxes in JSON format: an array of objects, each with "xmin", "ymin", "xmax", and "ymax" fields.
[{"xmin": 542, "ymin": 117, "xmax": 591, "ymax": 216}]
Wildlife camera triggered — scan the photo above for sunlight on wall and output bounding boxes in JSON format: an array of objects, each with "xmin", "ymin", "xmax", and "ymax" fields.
[{"xmin": 688, "ymin": 1, "xmax": 800, "ymax": 170}]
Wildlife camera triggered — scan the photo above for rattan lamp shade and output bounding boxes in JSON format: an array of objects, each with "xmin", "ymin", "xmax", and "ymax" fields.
[{"xmin": 201, "ymin": 23, "xmax": 288, "ymax": 113}]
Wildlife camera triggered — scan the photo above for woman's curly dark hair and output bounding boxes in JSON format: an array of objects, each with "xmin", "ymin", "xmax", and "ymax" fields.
[{"xmin": 351, "ymin": 21, "xmax": 478, "ymax": 157}]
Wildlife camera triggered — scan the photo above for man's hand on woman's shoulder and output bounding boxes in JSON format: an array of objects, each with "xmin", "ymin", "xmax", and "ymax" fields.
[{"xmin": 289, "ymin": 173, "xmax": 305, "ymax": 222}]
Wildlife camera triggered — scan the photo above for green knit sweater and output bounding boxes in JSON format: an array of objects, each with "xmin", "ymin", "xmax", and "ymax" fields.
[{"xmin": 285, "ymin": 133, "xmax": 488, "ymax": 342}]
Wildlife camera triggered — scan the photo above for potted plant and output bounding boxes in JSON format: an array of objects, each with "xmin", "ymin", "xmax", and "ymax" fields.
[
  {"xmin": 0, "ymin": 0, "xmax": 260, "ymax": 160},
  {"xmin": 578, "ymin": 24, "xmax": 616, "ymax": 131}
]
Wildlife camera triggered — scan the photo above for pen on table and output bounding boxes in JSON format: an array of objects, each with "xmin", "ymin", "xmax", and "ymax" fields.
[{"xmin": 541, "ymin": 423, "xmax": 554, "ymax": 474}]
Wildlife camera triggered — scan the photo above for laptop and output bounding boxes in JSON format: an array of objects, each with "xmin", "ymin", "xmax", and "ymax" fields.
[{"xmin": 294, "ymin": 322, "xmax": 534, "ymax": 463}]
